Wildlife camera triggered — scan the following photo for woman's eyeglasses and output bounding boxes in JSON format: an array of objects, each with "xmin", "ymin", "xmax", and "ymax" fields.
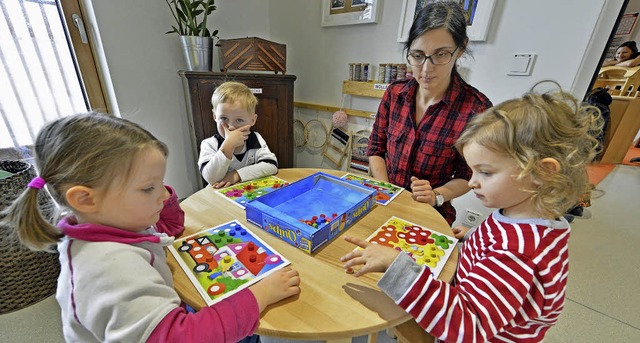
[{"xmin": 407, "ymin": 46, "xmax": 459, "ymax": 66}]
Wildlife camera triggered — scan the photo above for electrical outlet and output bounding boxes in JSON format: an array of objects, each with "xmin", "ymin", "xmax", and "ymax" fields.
[{"xmin": 463, "ymin": 210, "xmax": 481, "ymax": 227}]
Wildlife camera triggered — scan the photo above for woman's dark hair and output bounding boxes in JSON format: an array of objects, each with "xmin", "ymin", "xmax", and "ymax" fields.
[
  {"xmin": 404, "ymin": 1, "xmax": 469, "ymax": 54},
  {"xmin": 618, "ymin": 41, "xmax": 638, "ymax": 54}
]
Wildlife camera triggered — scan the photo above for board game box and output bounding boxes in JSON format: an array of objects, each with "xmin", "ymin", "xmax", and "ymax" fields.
[
  {"xmin": 245, "ymin": 172, "xmax": 377, "ymax": 254},
  {"xmin": 341, "ymin": 173, "xmax": 404, "ymax": 205},
  {"xmin": 214, "ymin": 175, "xmax": 290, "ymax": 209},
  {"xmin": 363, "ymin": 216, "xmax": 458, "ymax": 278},
  {"xmin": 168, "ymin": 220, "xmax": 289, "ymax": 306}
]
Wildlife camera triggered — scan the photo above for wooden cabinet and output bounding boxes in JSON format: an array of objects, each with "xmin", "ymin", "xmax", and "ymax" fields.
[
  {"xmin": 600, "ymin": 97, "xmax": 640, "ymax": 164},
  {"xmin": 179, "ymin": 71, "xmax": 296, "ymax": 186}
]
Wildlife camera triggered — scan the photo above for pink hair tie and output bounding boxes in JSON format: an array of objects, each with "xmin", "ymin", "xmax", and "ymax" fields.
[{"xmin": 28, "ymin": 176, "xmax": 46, "ymax": 189}]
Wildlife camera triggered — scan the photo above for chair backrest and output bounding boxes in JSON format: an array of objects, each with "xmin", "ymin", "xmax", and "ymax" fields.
[{"xmin": 594, "ymin": 66, "xmax": 640, "ymax": 98}]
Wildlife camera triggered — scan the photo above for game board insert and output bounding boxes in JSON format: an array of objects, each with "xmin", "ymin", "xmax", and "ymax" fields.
[{"xmin": 246, "ymin": 172, "xmax": 377, "ymax": 253}]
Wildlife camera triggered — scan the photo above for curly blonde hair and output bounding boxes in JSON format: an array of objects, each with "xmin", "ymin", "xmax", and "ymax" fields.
[{"xmin": 455, "ymin": 86, "xmax": 603, "ymax": 218}]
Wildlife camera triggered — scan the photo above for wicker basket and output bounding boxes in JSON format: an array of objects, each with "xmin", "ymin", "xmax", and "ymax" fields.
[{"xmin": 0, "ymin": 160, "xmax": 60, "ymax": 314}]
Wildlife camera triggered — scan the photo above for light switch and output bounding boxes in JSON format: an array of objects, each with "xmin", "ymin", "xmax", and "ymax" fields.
[{"xmin": 507, "ymin": 53, "xmax": 536, "ymax": 76}]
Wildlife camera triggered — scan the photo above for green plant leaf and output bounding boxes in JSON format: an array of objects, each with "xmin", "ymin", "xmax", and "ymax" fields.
[{"xmin": 166, "ymin": 0, "xmax": 218, "ymax": 37}]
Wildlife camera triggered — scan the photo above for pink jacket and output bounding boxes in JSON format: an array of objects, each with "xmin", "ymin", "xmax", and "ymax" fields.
[{"xmin": 57, "ymin": 185, "xmax": 260, "ymax": 343}]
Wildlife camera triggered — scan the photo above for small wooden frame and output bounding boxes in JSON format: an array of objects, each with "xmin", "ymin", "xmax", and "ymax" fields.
[
  {"xmin": 304, "ymin": 119, "xmax": 329, "ymax": 149},
  {"xmin": 322, "ymin": 126, "xmax": 351, "ymax": 168},
  {"xmin": 218, "ymin": 37, "xmax": 286, "ymax": 74}
]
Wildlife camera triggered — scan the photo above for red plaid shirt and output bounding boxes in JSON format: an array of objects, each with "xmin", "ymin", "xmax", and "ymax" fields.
[{"xmin": 367, "ymin": 73, "xmax": 492, "ymax": 224}]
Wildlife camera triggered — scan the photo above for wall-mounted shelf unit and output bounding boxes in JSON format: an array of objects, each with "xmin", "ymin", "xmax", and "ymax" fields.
[
  {"xmin": 293, "ymin": 80, "xmax": 387, "ymax": 119},
  {"xmin": 293, "ymin": 101, "xmax": 376, "ymax": 119},
  {"xmin": 342, "ymin": 80, "xmax": 387, "ymax": 98}
]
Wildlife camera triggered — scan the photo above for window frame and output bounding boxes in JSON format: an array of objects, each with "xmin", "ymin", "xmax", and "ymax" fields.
[{"xmin": 59, "ymin": 0, "xmax": 109, "ymax": 113}]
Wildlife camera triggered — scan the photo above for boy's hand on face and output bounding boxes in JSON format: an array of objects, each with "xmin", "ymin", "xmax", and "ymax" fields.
[
  {"xmin": 220, "ymin": 124, "xmax": 251, "ymax": 158},
  {"xmin": 340, "ymin": 236, "xmax": 400, "ymax": 277},
  {"xmin": 223, "ymin": 124, "xmax": 251, "ymax": 148}
]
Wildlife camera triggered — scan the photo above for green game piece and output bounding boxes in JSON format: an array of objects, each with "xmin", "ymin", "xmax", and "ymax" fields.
[{"xmin": 0, "ymin": 170, "xmax": 13, "ymax": 180}]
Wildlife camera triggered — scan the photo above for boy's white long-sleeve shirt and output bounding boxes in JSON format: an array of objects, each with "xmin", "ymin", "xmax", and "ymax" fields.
[{"xmin": 198, "ymin": 131, "xmax": 278, "ymax": 185}]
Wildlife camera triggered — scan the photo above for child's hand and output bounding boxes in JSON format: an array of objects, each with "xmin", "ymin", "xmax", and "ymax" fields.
[
  {"xmin": 249, "ymin": 267, "xmax": 300, "ymax": 313},
  {"xmin": 211, "ymin": 171, "xmax": 240, "ymax": 189},
  {"xmin": 222, "ymin": 124, "xmax": 251, "ymax": 151},
  {"xmin": 452, "ymin": 225, "xmax": 471, "ymax": 239},
  {"xmin": 340, "ymin": 236, "xmax": 400, "ymax": 277},
  {"xmin": 409, "ymin": 176, "xmax": 435, "ymax": 205}
]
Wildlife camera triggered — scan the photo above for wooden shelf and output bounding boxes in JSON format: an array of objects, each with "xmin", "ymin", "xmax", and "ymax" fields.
[
  {"xmin": 293, "ymin": 80, "xmax": 388, "ymax": 120},
  {"xmin": 342, "ymin": 80, "xmax": 387, "ymax": 98},
  {"xmin": 294, "ymin": 101, "xmax": 376, "ymax": 119}
]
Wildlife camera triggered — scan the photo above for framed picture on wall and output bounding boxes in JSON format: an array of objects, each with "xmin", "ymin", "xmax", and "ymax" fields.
[
  {"xmin": 605, "ymin": 12, "xmax": 639, "ymax": 59},
  {"xmin": 397, "ymin": 0, "xmax": 496, "ymax": 42},
  {"xmin": 615, "ymin": 12, "xmax": 639, "ymax": 36},
  {"xmin": 321, "ymin": 0, "xmax": 381, "ymax": 27}
]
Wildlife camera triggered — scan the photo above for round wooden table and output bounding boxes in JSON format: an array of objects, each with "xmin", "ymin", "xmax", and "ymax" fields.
[{"xmin": 166, "ymin": 169, "xmax": 458, "ymax": 342}]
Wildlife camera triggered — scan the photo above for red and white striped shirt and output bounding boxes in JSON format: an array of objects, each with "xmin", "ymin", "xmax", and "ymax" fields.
[{"xmin": 378, "ymin": 210, "xmax": 570, "ymax": 342}]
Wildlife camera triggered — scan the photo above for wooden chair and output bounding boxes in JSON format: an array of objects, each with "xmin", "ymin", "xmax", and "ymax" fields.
[
  {"xmin": 592, "ymin": 66, "xmax": 640, "ymax": 164},
  {"xmin": 593, "ymin": 66, "xmax": 640, "ymax": 97}
]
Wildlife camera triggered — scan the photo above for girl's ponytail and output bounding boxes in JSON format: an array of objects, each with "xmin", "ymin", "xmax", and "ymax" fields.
[
  {"xmin": 2, "ymin": 112, "xmax": 168, "ymax": 252},
  {"xmin": 1, "ymin": 178, "xmax": 62, "ymax": 252}
]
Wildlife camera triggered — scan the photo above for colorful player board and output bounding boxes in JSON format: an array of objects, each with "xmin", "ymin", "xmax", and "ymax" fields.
[
  {"xmin": 215, "ymin": 175, "xmax": 290, "ymax": 209},
  {"xmin": 364, "ymin": 216, "xmax": 457, "ymax": 278},
  {"xmin": 168, "ymin": 220, "xmax": 289, "ymax": 306},
  {"xmin": 341, "ymin": 173, "xmax": 404, "ymax": 206}
]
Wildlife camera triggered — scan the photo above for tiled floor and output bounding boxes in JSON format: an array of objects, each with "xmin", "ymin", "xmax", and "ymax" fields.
[{"xmin": 1, "ymin": 165, "xmax": 639, "ymax": 343}]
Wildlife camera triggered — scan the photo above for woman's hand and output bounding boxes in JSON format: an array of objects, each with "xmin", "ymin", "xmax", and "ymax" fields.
[
  {"xmin": 340, "ymin": 236, "xmax": 400, "ymax": 277},
  {"xmin": 410, "ymin": 176, "xmax": 435, "ymax": 205},
  {"xmin": 617, "ymin": 59, "xmax": 638, "ymax": 67}
]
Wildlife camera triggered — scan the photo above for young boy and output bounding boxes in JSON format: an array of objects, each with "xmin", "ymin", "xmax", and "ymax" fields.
[{"xmin": 198, "ymin": 81, "xmax": 278, "ymax": 188}]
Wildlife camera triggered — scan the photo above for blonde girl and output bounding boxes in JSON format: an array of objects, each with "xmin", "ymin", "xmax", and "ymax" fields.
[
  {"xmin": 341, "ymin": 86, "xmax": 602, "ymax": 342},
  {"xmin": 2, "ymin": 112, "xmax": 300, "ymax": 343}
]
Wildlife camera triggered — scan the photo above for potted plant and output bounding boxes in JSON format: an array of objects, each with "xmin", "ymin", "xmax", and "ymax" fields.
[{"xmin": 165, "ymin": 0, "xmax": 219, "ymax": 71}]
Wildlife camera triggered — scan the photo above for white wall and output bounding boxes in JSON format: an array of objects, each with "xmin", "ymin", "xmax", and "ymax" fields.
[
  {"xmin": 87, "ymin": 0, "xmax": 624, "ymax": 215},
  {"xmin": 88, "ymin": 0, "xmax": 270, "ymax": 199},
  {"xmin": 268, "ymin": 0, "xmax": 623, "ymax": 226}
]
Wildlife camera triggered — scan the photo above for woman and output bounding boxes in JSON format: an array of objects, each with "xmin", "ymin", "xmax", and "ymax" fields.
[
  {"xmin": 602, "ymin": 41, "xmax": 640, "ymax": 67},
  {"xmin": 367, "ymin": 1, "xmax": 492, "ymax": 225}
]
